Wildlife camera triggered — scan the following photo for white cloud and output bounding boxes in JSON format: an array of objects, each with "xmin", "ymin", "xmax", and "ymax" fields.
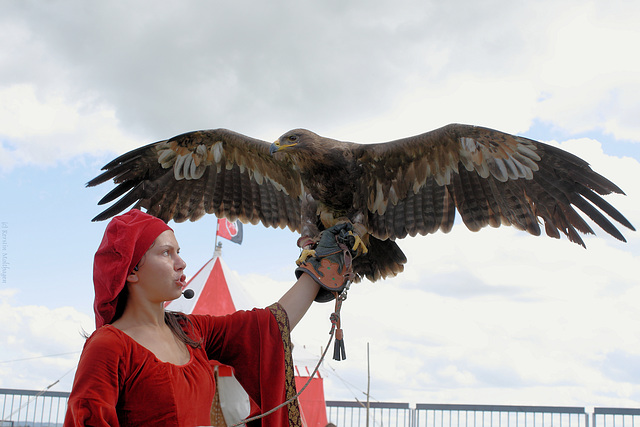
[
  {"xmin": 531, "ymin": 2, "xmax": 640, "ymax": 140},
  {"xmin": 0, "ymin": 85, "xmax": 79, "ymax": 137},
  {"xmin": 0, "ymin": 84, "xmax": 143, "ymax": 170},
  {"xmin": 0, "ymin": 290, "xmax": 93, "ymax": 391}
]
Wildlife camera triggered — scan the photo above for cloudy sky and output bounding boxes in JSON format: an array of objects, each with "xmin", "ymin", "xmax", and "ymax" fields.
[{"xmin": 1, "ymin": 0, "xmax": 639, "ymax": 411}]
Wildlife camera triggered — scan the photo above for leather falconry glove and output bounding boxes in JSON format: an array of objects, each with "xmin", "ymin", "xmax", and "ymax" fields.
[{"xmin": 295, "ymin": 222, "xmax": 360, "ymax": 303}]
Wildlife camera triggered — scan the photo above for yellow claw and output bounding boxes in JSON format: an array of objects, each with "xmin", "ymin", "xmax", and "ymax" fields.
[
  {"xmin": 349, "ymin": 231, "xmax": 368, "ymax": 255},
  {"xmin": 296, "ymin": 248, "xmax": 317, "ymax": 265}
]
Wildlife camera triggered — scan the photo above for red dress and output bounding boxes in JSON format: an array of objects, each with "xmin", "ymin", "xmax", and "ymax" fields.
[{"xmin": 64, "ymin": 304, "xmax": 301, "ymax": 426}]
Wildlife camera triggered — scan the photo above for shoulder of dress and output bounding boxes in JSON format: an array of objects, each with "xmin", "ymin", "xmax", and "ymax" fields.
[{"xmin": 84, "ymin": 325, "xmax": 128, "ymax": 349}]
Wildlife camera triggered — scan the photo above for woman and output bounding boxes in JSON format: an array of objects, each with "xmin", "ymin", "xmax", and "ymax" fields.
[{"xmin": 64, "ymin": 209, "xmax": 355, "ymax": 426}]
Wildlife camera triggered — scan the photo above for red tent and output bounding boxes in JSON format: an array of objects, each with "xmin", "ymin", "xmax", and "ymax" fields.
[
  {"xmin": 295, "ymin": 368, "xmax": 329, "ymax": 427},
  {"xmin": 166, "ymin": 246, "xmax": 329, "ymax": 427}
]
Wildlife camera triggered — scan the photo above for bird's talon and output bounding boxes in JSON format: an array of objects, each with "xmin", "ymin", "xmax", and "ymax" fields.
[
  {"xmin": 348, "ymin": 231, "xmax": 368, "ymax": 255},
  {"xmin": 296, "ymin": 248, "xmax": 316, "ymax": 265}
]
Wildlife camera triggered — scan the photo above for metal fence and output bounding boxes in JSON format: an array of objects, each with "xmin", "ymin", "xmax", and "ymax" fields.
[
  {"xmin": 326, "ymin": 400, "xmax": 414, "ymax": 427},
  {"xmin": 3, "ymin": 388, "xmax": 640, "ymax": 427},
  {"xmin": 326, "ymin": 401, "xmax": 640, "ymax": 427},
  {"xmin": 593, "ymin": 408, "xmax": 640, "ymax": 427},
  {"xmin": 415, "ymin": 403, "xmax": 587, "ymax": 427},
  {"xmin": 1, "ymin": 388, "xmax": 68, "ymax": 426}
]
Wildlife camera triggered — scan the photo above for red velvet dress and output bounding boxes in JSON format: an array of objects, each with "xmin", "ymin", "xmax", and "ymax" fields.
[{"xmin": 64, "ymin": 304, "xmax": 301, "ymax": 426}]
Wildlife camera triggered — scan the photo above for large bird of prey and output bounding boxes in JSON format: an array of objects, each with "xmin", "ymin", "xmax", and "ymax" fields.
[{"xmin": 88, "ymin": 124, "xmax": 634, "ymax": 282}]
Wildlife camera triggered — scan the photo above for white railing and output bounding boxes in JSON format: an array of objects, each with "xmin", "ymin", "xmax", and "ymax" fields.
[
  {"xmin": 326, "ymin": 400, "xmax": 414, "ymax": 427},
  {"xmin": 593, "ymin": 408, "xmax": 640, "ymax": 427},
  {"xmin": 1, "ymin": 388, "xmax": 68, "ymax": 426},
  {"xmin": 3, "ymin": 388, "xmax": 640, "ymax": 427},
  {"xmin": 415, "ymin": 403, "xmax": 587, "ymax": 427},
  {"xmin": 327, "ymin": 401, "xmax": 640, "ymax": 427}
]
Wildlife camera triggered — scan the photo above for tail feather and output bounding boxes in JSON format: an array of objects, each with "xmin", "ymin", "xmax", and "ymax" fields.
[{"xmin": 353, "ymin": 237, "xmax": 406, "ymax": 282}]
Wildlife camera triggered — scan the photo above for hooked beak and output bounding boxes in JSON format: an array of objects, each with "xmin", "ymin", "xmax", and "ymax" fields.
[
  {"xmin": 270, "ymin": 136, "xmax": 298, "ymax": 155},
  {"xmin": 269, "ymin": 140, "xmax": 281, "ymax": 155}
]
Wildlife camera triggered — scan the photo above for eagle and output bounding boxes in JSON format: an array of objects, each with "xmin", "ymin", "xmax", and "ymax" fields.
[{"xmin": 88, "ymin": 123, "xmax": 635, "ymax": 282}]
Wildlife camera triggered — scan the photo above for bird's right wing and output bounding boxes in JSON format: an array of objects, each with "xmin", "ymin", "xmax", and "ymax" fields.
[{"xmin": 88, "ymin": 129, "xmax": 304, "ymax": 232}]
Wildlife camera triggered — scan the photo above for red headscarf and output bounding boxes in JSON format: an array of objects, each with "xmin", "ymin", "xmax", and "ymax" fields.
[{"xmin": 93, "ymin": 209, "xmax": 172, "ymax": 328}]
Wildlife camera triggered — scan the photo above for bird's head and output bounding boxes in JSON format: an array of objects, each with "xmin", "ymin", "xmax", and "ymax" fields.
[{"xmin": 270, "ymin": 129, "xmax": 318, "ymax": 155}]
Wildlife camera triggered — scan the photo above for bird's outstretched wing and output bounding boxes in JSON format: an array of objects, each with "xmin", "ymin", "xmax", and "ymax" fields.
[
  {"xmin": 356, "ymin": 123, "xmax": 634, "ymax": 246},
  {"xmin": 88, "ymin": 129, "xmax": 303, "ymax": 232}
]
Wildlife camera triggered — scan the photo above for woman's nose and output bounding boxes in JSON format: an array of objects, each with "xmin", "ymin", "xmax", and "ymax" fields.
[{"xmin": 175, "ymin": 255, "xmax": 187, "ymax": 271}]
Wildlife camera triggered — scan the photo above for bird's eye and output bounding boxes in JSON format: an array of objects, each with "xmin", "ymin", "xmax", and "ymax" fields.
[{"xmin": 288, "ymin": 135, "xmax": 298, "ymax": 142}]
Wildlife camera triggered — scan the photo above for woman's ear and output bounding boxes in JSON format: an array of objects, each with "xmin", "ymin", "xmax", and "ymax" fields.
[{"xmin": 127, "ymin": 271, "xmax": 139, "ymax": 283}]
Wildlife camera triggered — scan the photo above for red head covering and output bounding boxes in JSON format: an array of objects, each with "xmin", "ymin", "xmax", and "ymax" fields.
[{"xmin": 93, "ymin": 209, "xmax": 172, "ymax": 328}]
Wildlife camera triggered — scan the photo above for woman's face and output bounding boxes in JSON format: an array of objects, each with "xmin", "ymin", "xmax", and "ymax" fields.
[{"xmin": 131, "ymin": 230, "xmax": 187, "ymax": 303}]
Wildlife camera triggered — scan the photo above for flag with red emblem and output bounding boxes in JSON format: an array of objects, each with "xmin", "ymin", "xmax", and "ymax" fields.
[{"xmin": 217, "ymin": 218, "xmax": 243, "ymax": 244}]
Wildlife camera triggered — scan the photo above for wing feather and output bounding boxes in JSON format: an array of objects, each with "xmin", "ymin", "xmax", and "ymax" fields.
[
  {"xmin": 202, "ymin": 164, "xmax": 220, "ymax": 216},
  {"xmin": 408, "ymin": 188, "xmax": 422, "ymax": 237},
  {"xmin": 576, "ymin": 183, "xmax": 634, "ymax": 231},
  {"xmin": 91, "ymin": 182, "xmax": 147, "ymax": 222},
  {"xmin": 477, "ymin": 176, "xmax": 503, "ymax": 228},
  {"xmin": 452, "ymin": 169, "xmax": 485, "ymax": 231},
  {"xmin": 97, "ymin": 180, "xmax": 138, "ymax": 205},
  {"xmin": 186, "ymin": 168, "xmax": 212, "ymax": 221},
  {"xmin": 570, "ymin": 193, "xmax": 625, "ymax": 241},
  {"xmin": 424, "ymin": 178, "xmax": 443, "ymax": 234}
]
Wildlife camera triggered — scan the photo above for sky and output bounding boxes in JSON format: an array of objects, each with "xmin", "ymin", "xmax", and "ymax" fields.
[{"xmin": 1, "ymin": 0, "xmax": 640, "ymax": 411}]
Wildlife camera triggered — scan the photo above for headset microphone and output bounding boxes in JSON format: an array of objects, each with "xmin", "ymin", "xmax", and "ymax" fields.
[{"xmin": 182, "ymin": 289, "xmax": 195, "ymax": 299}]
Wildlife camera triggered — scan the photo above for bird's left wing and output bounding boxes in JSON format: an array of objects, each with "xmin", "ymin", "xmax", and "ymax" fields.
[
  {"xmin": 88, "ymin": 129, "xmax": 304, "ymax": 232},
  {"xmin": 355, "ymin": 123, "xmax": 634, "ymax": 246}
]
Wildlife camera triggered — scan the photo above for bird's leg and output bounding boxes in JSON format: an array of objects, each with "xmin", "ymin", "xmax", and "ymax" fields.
[
  {"xmin": 296, "ymin": 195, "xmax": 321, "ymax": 265},
  {"xmin": 348, "ymin": 213, "xmax": 369, "ymax": 255},
  {"xmin": 320, "ymin": 213, "xmax": 369, "ymax": 256},
  {"xmin": 296, "ymin": 236, "xmax": 317, "ymax": 265},
  {"xmin": 348, "ymin": 222, "xmax": 369, "ymax": 255}
]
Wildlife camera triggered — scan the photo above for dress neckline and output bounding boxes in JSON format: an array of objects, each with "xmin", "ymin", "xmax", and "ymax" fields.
[{"xmin": 104, "ymin": 324, "xmax": 194, "ymax": 367}]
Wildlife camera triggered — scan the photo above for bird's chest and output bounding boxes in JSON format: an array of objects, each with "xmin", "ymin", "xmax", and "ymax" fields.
[{"xmin": 301, "ymin": 165, "xmax": 357, "ymax": 211}]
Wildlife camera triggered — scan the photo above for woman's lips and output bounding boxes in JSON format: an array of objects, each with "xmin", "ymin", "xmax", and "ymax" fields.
[{"xmin": 177, "ymin": 274, "xmax": 187, "ymax": 287}]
